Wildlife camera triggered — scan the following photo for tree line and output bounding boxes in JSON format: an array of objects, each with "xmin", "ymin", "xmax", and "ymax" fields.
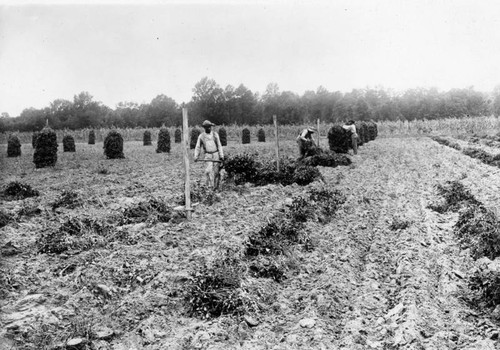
[{"xmin": 2, "ymin": 77, "xmax": 500, "ymax": 133}]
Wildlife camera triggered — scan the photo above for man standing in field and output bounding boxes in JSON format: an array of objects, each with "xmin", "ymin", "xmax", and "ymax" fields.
[
  {"xmin": 194, "ymin": 120, "xmax": 224, "ymax": 190},
  {"xmin": 343, "ymin": 120, "xmax": 358, "ymax": 155},
  {"xmin": 297, "ymin": 127, "xmax": 317, "ymax": 159}
]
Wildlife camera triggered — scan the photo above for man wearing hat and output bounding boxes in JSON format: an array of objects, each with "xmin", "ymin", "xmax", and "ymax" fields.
[
  {"xmin": 194, "ymin": 120, "xmax": 224, "ymax": 190},
  {"xmin": 297, "ymin": 127, "xmax": 317, "ymax": 159},
  {"xmin": 342, "ymin": 120, "xmax": 358, "ymax": 155}
]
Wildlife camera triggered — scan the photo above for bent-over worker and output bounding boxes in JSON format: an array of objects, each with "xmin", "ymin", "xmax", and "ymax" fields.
[
  {"xmin": 297, "ymin": 127, "xmax": 316, "ymax": 159},
  {"xmin": 342, "ymin": 120, "xmax": 358, "ymax": 155},
  {"xmin": 194, "ymin": 120, "xmax": 224, "ymax": 190}
]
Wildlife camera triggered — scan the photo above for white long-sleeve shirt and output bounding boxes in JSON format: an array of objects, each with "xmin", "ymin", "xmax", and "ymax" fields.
[
  {"xmin": 343, "ymin": 124, "xmax": 358, "ymax": 137},
  {"xmin": 194, "ymin": 131, "xmax": 224, "ymax": 159}
]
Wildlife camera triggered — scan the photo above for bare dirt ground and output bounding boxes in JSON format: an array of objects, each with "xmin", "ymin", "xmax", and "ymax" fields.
[{"xmin": 1, "ymin": 137, "xmax": 500, "ymax": 349}]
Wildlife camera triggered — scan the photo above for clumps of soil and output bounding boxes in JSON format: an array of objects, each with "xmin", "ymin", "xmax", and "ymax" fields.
[
  {"xmin": 103, "ymin": 130, "xmax": 124, "ymax": 159},
  {"xmin": 51, "ymin": 190, "xmax": 82, "ymax": 211},
  {"xmin": 257, "ymin": 128, "xmax": 266, "ymax": 142},
  {"xmin": 37, "ymin": 216, "xmax": 111, "ymax": 254},
  {"xmin": 62, "ymin": 135, "xmax": 76, "ymax": 152},
  {"xmin": 431, "ymin": 136, "xmax": 462, "ymax": 150},
  {"xmin": 455, "ymin": 205, "xmax": 500, "ymax": 260},
  {"xmin": 1, "ymin": 181, "xmax": 40, "ymax": 201},
  {"xmin": 156, "ymin": 126, "xmax": 170, "ymax": 153},
  {"xmin": 143, "ymin": 130, "xmax": 152, "ymax": 146},
  {"xmin": 427, "ymin": 180, "xmax": 480, "ymax": 213},
  {"xmin": 328, "ymin": 125, "xmax": 352, "ymax": 153},
  {"xmin": 224, "ymin": 153, "xmax": 321, "ymax": 187},
  {"xmin": 7, "ymin": 135, "xmax": 21, "ymax": 157},
  {"xmin": 185, "ymin": 251, "xmax": 252, "ymax": 319},
  {"xmin": 33, "ymin": 126, "xmax": 58, "ymax": 168},
  {"xmin": 462, "ymin": 147, "xmax": 500, "ymax": 167},
  {"xmin": 242, "ymin": 128, "xmax": 251, "ymax": 144},
  {"xmin": 218, "ymin": 127, "xmax": 227, "ymax": 146},
  {"xmin": 190, "ymin": 128, "xmax": 201, "ymax": 149},
  {"xmin": 120, "ymin": 198, "xmax": 172, "ymax": 225},
  {"xmin": 174, "ymin": 128, "xmax": 182, "ymax": 143}
]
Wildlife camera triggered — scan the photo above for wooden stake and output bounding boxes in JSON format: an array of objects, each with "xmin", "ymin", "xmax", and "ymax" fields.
[
  {"xmin": 273, "ymin": 115, "xmax": 280, "ymax": 173},
  {"xmin": 317, "ymin": 118, "xmax": 320, "ymax": 147},
  {"xmin": 182, "ymin": 108, "xmax": 192, "ymax": 220}
]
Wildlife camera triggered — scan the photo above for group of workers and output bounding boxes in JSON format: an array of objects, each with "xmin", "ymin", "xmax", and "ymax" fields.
[{"xmin": 194, "ymin": 119, "xmax": 359, "ymax": 190}]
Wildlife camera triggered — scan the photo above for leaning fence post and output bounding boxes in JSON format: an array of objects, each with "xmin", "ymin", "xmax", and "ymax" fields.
[
  {"xmin": 273, "ymin": 115, "xmax": 280, "ymax": 173},
  {"xmin": 182, "ymin": 108, "xmax": 192, "ymax": 220}
]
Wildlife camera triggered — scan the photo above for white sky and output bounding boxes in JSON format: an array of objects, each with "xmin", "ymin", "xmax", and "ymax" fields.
[{"xmin": 1, "ymin": 0, "xmax": 500, "ymax": 117}]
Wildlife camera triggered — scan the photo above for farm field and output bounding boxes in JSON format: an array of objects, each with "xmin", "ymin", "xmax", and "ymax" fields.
[{"xmin": 2, "ymin": 136, "xmax": 500, "ymax": 349}]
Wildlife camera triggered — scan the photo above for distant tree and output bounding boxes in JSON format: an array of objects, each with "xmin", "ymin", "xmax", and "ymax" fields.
[
  {"xmin": 146, "ymin": 95, "xmax": 179, "ymax": 127},
  {"xmin": 191, "ymin": 77, "xmax": 226, "ymax": 125}
]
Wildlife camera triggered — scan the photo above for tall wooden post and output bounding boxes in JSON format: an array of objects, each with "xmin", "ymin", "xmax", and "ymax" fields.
[
  {"xmin": 317, "ymin": 118, "xmax": 320, "ymax": 147},
  {"xmin": 182, "ymin": 108, "xmax": 192, "ymax": 220},
  {"xmin": 273, "ymin": 115, "xmax": 280, "ymax": 173}
]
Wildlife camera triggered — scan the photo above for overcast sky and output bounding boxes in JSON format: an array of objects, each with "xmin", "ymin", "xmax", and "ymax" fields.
[{"xmin": 1, "ymin": 0, "xmax": 500, "ymax": 117}]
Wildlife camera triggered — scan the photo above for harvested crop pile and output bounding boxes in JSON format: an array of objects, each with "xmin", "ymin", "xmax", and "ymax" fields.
[
  {"xmin": 190, "ymin": 128, "xmax": 201, "ymax": 149},
  {"xmin": 32, "ymin": 131, "xmax": 39, "ymax": 148},
  {"xmin": 242, "ymin": 128, "xmax": 251, "ymax": 144},
  {"xmin": 143, "ymin": 130, "xmax": 152, "ymax": 146},
  {"xmin": 37, "ymin": 216, "xmax": 111, "ymax": 254},
  {"xmin": 156, "ymin": 127, "xmax": 171, "ymax": 153},
  {"xmin": 328, "ymin": 125, "xmax": 352, "ymax": 153},
  {"xmin": 51, "ymin": 190, "xmax": 81, "ymax": 211},
  {"xmin": 120, "ymin": 198, "xmax": 171, "ymax": 225},
  {"xmin": 7, "ymin": 135, "xmax": 21, "ymax": 157},
  {"xmin": 33, "ymin": 126, "xmax": 58, "ymax": 168},
  {"xmin": 247, "ymin": 186, "xmax": 345, "ymax": 257},
  {"xmin": 388, "ymin": 217, "xmax": 412, "ymax": 231},
  {"xmin": 185, "ymin": 252, "xmax": 251, "ymax": 319},
  {"xmin": 257, "ymin": 128, "xmax": 266, "ymax": 142},
  {"xmin": 367, "ymin": 121, "xmax": 378, "ymax": 140},
  {"xmin": 462, "ymin": 147, "xmax": 500, "ymax": 166},
  {"xmin": 308, "ymin": 187, "xmax": 347, "ymax": 223},
  {"xmin": 455, "ymin": 204, "xmax": 500, "ymax": 260},
  {"xmin": 2, "ymin": 181, "xmax": 39, "ymax": 201},
  {"xmin": 246, "ymin": 214, "xmax": 307, "ymax": 256},
  {"xmin": 177, "ymin": 182, "xmax": 220, "ymax": 206},
  {"xmin": 431, "ymin": 136, "xmax": 462, "ymax": 150},
  {"xmin": 88, "ymin": 129, "xmax": 96, "ymax": 144},
  {"xmin": 224, "ymin": 153, "xmax": 321, "ymax": 187},
  {"xmin": 103, "ymin": 130, "xmax": 124, "ymax": 159},
  {"xmin": 0, "ymin": 210, "xmax": 12, "ymax": 228},
  {"xmin": 300, "ymin": 149, "xmax": 351, "ymax": 167},
  {"xmin": 219, "ymin": 127, "xmax": 227, "ymax": 146},
  {"xmin": 356, "ymin": 121, "xmax": 369, "ymax": 145},
  {"xmin": 62, "ymin": 135, "xmax": 76, "ymax": 152},
  {"xmin": 427, "ymin": 180, "xmax": 480, "ymax": 213},
  {"xmin": 469, "ymin": 268, "xmax": 500, "ymax": 308},
  {"xmin": 174, "ymin": 128, "xmax": 182, "ymax": 143}
]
